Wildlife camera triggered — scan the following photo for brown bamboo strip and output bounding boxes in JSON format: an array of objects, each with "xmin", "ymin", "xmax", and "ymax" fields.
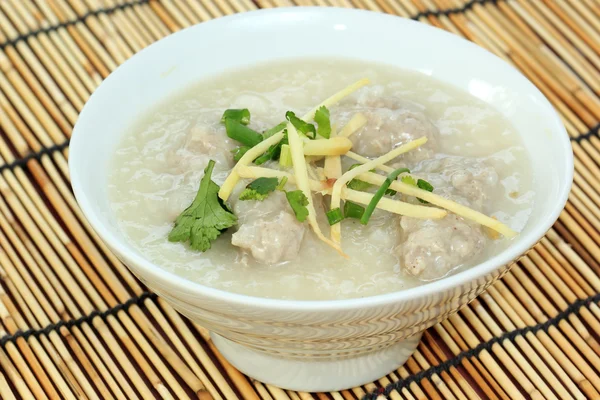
[
  {"xmin": 478, "ymin": 289, "xmax": 585, "ymax": 400},
  {"xmin": 0, "ymin": 172, "xmax": 163, "ymax": 398},
  {"xmin": 102, "ymin": 0, "xmax": 153, "ymax": 48},
  {"xmin": 0, "ymin": 368, "xmax": 18, "ymax": 400},
  {"xmin": 0, "ymin": 273, "xmax": 88, "ymax": 399},
  {"xmin": 39, "ymin": 0, "xmax": 115, "ymax": 77},
  {"xmin": 4, "ymin": 0, "xmax": 92, "ymax": 106},
  {"xmin": 0, "ymin": 345, "xmax": 35, "ymax": 399},
  {"xmin": 433, "ymin": 324, "xmax": 507, "ymax": 399},
  {"xmin": 469, "ymin": 1, "xmax": 600, "ymax": 125},
  {"xmin": 193, "ymin": 324, "xmax": 262, "ymax": 400},
  {"xmin": 543, "ymin": 0, "xmax": 600, "ymax": 60},
  {"xmin": 456, "ymin": 306, "xmax": 548, "ymax": 400},
  {"xmin": 509, "ymin": 0, "xmax": 600, "ymax": 87},
  {"xmin": 468, "ymin": 299, "xmax": 564, "ymax": 399},
  {"xmin": 394, "ymin": 364, "xmax": 433, "ymax": 400},
  {"xmin": 520, "ymin": 255, "xmax": 600, "ymax": 357},
  {"xmin": 443, "ymin": 316, "xmax": 524, "ymax": 400},
  {"xmin": 151, "ymin": 300, "xmax": 227, "ymax": 400},
  {"xmin": 24, "ymin": 158, "xmax": 211, "ymax": 397},
  {"xmin": 1, "ymin": 137, "xmax": 207, "ymax": 399},
  {"xmin": 148, "ymin": 0, "xmax": 183, "ymax": 32},
  {"xmin": 542, "ymin": 232, "xmax": 600, "ymax": 294},
  {"xmin": 0, "ymin": 204, "xmax": 110, "ymax": 400},
  {"xmin": 0, "ymin": 47, "xmax": 72, "ymax": 142},
  {"xmin": 412, "ymin": 348, "xmax": 464, "ymax": 400},
  {"xmin": 64, "ymin": 0, "xmax": 133, "ymax": 62},
  {"xmin": 485, "ymin": 283, "xmax": 599, "ymax": 399},
  {"xmin": 383, "ymin": 372, "xmax": 417, "ymax": 400},
  {"xmin": 126, "ymin": 1, "xmax": 171, "ymax": 40},
  {"xmin": 0, "ymin": 304, "xmax": 52, "ymax": 399},
  {"xmin": 0, "ymin": 298, "xmax": 80, "ymax": 400},
  {"xmin": 501, "ymin": 271, "xmax": 600, "ymax": 393},
  {"xmin": 421, "ymin": 332, "xmax": 481, "ymax": 400},
  {"xmin": 569, "ymin": 0, "xmax": 600, "ymax": 37},
  {"xmin": 511, "ymin": 263, "xmax": 600, "ymax": 363},
  {"xmin": 528, "ymin": 246, "xmax": 600, "ymax": 346}
]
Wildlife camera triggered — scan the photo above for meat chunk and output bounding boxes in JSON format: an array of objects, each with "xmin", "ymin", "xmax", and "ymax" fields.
[
  {"xmin": 168, "ymin": 123, "xmax": 237, "ymax": 173},
  {"xmin": 333, "ymin": 87, "xmax": 440, "ymax": 164},
  {"xmin": 231, "ymin": 190, "xmax": 306, "ymax": 265},
  {"xmin": 396, "ymin": 156, "xmax": 498, "ymax": 280},
  {"xmin": 398, "ymin": 213, "xmax": 485, "ymax": 281},
  {"xmin": 232, "ymin": 211, "xmax": 305, "ymax": 265},
  {"xmin": 411, "ymin": 156, "xmax": 499, "ymax": 211}
]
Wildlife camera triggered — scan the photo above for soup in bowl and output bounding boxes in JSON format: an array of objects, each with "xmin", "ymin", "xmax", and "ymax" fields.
[{"xmin": 70, "ymin": 7, "xmax": 573, "ymax": 392}]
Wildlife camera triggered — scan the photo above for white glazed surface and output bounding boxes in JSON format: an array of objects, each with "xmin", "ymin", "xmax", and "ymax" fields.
[{"xmin": 69, "ymin": 7, "xmax": 573, "ymax": 391}]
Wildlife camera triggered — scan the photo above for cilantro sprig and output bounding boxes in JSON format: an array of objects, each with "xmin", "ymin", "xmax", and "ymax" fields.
[
  {"xmin": 168, "ymin": 160, "xmax": 237, "ymax": 252},
  {"xmin": 285, "ymin": 111, "xmax": 316, "ymax": 139},
  {"xmin": 314, "ymin": 106, "xmax": 331, "ymax": 139},
  {"xmin": 285, "ymin": 190, "xmax": 309, "ymax": 222}
]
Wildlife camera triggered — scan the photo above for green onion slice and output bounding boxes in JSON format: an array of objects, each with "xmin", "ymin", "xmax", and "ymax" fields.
[
  {"xmin": 326, "ymin": 207, "xmax": 344, "ymax": 226},
  {"xmin": 360, "ymin": 168, "xmax": 410, "ymax": 225}
]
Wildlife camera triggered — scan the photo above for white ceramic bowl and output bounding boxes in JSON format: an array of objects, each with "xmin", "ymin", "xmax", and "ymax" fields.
[{"xmin": 70, "ymin": 7, "xmax": 573, "ymax": 392}]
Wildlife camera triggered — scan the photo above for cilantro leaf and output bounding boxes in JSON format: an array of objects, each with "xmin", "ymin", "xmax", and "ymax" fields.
[
  {"xmin": 285, "ymin": 111, "xmax": 316, "ymax": 139},
  {"xmin": 285, "ymin": 190, "xmax": 309, "ymax": 222},
  {"xmin": 168, "ymin": 160, "xmax": 237, "ymax": 251},
  {"xmin": 314, "ymin": 106, "xmax": 331, "ymax": 138},
  {"xmin": 239, "ymin": 177, "xmax": 280, "ymax": 201},
  {"xmin": 221, "ymin": 109, "xmax": 251, "ymax": 125},
  {"xmin": 254, "ymin": 130, "xmax": 288, "ymax": 165}
]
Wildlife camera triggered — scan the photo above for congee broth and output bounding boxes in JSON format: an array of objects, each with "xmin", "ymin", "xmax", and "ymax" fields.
[{"xmin": 108, "ymin": 59, "xmax": 533, "ymax": 300}]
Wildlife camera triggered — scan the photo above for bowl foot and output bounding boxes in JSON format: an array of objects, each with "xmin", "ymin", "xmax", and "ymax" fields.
[{"xmin": 211, "ymin": 332, "xmax": 422, "ymax": 392}]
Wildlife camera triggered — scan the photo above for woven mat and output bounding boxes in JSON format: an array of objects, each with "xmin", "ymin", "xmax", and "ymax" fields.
[{"xmin": 0, "ymin": 0, "xmax": 599, "ymax": 399}]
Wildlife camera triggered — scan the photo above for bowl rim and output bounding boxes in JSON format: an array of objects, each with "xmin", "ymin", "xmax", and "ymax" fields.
[{"xmin": 70, "ymin": 6, "xmax": 574, "ymax": 312}]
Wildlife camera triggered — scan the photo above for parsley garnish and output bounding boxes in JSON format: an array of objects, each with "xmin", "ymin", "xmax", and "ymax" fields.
[
  {"xmin": 285, "ymin": 111, "xmax": 316, "ymax": 139},
  {"xmin": 168, "ymin": 160, "xmax": 237, "ymax": 252},
  {"xmin": 239, "ymin": 177, "xmax": 280, "ymax": 201},
  {"xmin": 314, "ymin": 106, "xmax": 331, "ymax": 139},
  {"xmin": 285, "ymin": 190, "xmax": 309, "ymax": 222}
]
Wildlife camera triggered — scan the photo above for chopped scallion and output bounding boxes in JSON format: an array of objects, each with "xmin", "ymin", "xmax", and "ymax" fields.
[
  {"xmin": 360, "ymin": 168, "xmax": 410, "ymax": 225},
  {"xmin": 221, "ymin": 109, "xmax": 251, "ymax": 125},
  {"xmin": 279, "ymin": 144, "xmax": 293, "ymax": 167},
  {"xmin": 264, "ymin": 122, "xmax": 287, "ymax": 138},
  {"xmin": 326, "ymin": 207, "xmax": 344, "ymax": 226},
  {"xmin": 231, "ymin": 146, "xmax": 250, "ymax": 162},
  {"xmin": 343, "ymin": 201, "xmax": 365, "ymax": 219},
  {"xmin": 224, "ymin": 119, "xmax": 263, "ymax": 147}
]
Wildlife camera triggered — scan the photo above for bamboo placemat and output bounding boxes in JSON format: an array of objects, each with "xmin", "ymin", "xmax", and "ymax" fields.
[{"xmin": 0, "ymin": 0, "xmax": 599, "ymax": 398}]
